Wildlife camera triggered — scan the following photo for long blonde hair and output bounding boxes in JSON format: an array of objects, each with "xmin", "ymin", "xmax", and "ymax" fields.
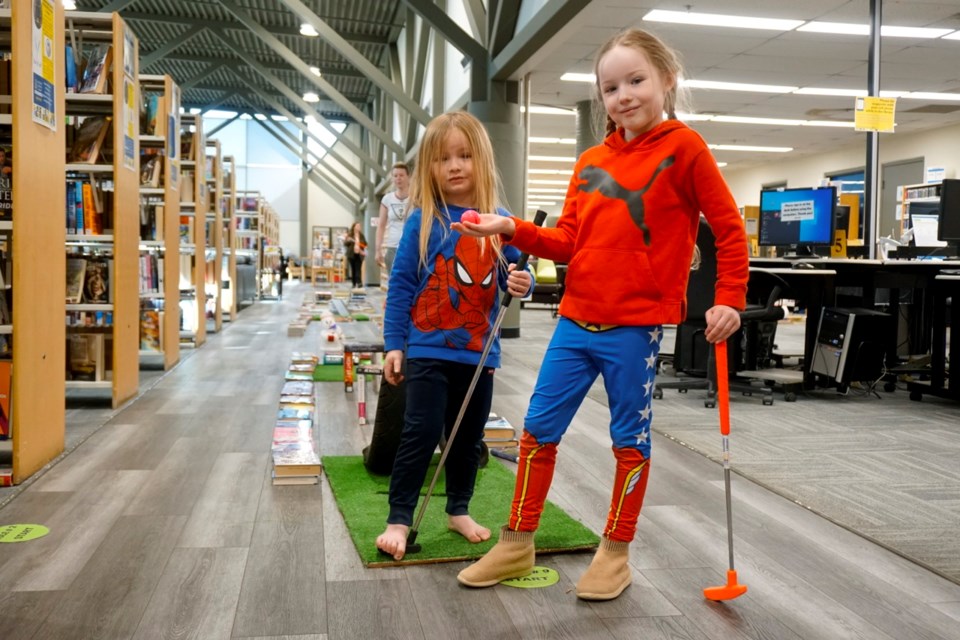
[
  {"xmin": 593, "ymin": 28, "xmax": 688, "ymax": 137},
  {"xmin": 409, "ymin": 111, "xmax": 504, "ymax": 270}
]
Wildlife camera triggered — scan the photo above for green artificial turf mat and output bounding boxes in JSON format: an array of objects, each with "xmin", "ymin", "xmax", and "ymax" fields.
[
  {"xmin": 323, "ymin": 454, "xmax": 599, "ymax": 567},
  {"xmin": 312, "ymin": 364, "xmax": 344, "ymax": 382}
]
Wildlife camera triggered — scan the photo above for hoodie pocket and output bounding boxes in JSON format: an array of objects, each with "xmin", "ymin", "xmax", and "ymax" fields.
[{"xmin": 566, "ymin": 248, "xmax": 662, "ymax": 305}]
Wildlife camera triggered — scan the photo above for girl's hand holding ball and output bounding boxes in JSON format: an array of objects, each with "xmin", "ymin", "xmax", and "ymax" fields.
[{"xmin": 461, "ymin": 210, "xmax": 480, "ymax": 224}]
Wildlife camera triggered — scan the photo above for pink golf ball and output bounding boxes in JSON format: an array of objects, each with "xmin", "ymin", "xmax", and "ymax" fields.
[{"xmin": 461, "ymin": 210, "xmax": 480, "ymax": 224}]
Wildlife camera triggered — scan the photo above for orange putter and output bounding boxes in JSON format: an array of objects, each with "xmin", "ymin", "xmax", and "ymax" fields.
[{"xmin": 703, "ymin": 340, "xmax": 748, "ymax": 602}]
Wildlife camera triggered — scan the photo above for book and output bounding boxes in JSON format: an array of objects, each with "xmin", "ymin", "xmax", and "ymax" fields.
[
  {"xmin": 288, "ymin": 363, "xmax": 316, "ymax": 373},
  {"xmin": 483, "ymin": 416, "xmax": 516, "ymax": 440},
  {"xmin": 278, "ymin": 394, "xmax": 314, "ymax": 405},
  {"xmin": 281, "ymin": 381, "xmax": 314, "ymax": 397},
  {"xmin": 69, "ymin": 116, "xmax": 110, "ymax": 163},
  {"xmin": 271, "ymin": 442, "xmax": 322, "ymax": 476},
  {"xmin": 65, "ymin": 44, "xmax": 78, "ymax": 93},
  {"xmin": 67, "ymin": 333, "xmax": 105, "ymax": 381},
  {"xmin": 272, "ymin": 421, "xmax": 313, "ymax": 445},
  {"xmin": 271, "ymin": 473, "xmax": 319, "ymax": 486},
  {"xmin": 290, "ymin": 352, "xmax": 319, "ymax": 365},
  {"xmin": 0, "ymin": 360, "xmax": 10, "ymax": 438},
  {"xmin": 140, "ymin": 310, "xmax": 161, "ymax": 351},
  {"xmin": 78, "ymin": 44, "xmax": 112, "ymax": 94},
  {"xmin": 66, "ymin": 258, "xmax": 86, "ymax": 304},
  {"xmin": 277, "ymin": 407, "xmax": 313, "ymax": 420},
  {"xmin": 0, "ymin": 145, "xmax": 11, "ymax": 219},
  {"xmin": 83, "ymin": 257, "xmax": 110, "ymax": 303},
  {"xmin": 284, "ymin": 371, "xmax": 313, "ymax": 381}
]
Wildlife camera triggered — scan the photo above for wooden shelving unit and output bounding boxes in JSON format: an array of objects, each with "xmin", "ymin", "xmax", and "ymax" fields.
[
  {"xmin": 1, "ymin": 0, "xmax": 66, "ymax": 485},
  {"xmin": 259, "ymin": 200, "xmax": 281, "ymax": 298},
  {"xmin": 63, "ymin": 11, "xmax": 139, "ymax": 409},
  {"xmin": 204, "ymin": 138, "xmax": 223, "ymax": 332},
  {"xmin": 234, "ymin": 189, "xmax": 262, "ymax": 299},
  {"xmin": 178, "ymin": 113, "xmax": 206, "ymax": 346},
  {"xmin": 137, "ymin": 73, "xmax": 180, "ymax": 370},
  {"xmin": 219, "ymin": 154, "xmax": 237, "ymax": 320}
]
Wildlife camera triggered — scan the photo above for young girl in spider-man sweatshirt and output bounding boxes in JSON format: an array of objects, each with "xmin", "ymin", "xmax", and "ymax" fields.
[{"xmin": 375, "ymin": 111, "xmax": 533, "ymax": 561}]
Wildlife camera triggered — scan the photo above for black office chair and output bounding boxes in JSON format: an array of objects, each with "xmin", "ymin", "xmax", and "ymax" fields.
[{"xmin": 654, "ymin": 220, "xmax": 788, "ymax": 407}]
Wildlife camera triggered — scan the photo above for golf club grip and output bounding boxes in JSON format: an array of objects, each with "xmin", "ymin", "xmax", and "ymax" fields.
[
  {"xmin": 715, "ymin": 340, "xmax": 730, "ymax": 436},
  {"xmin": 500, "ymin": 209, "xmax": 548, "ymax": 309}
]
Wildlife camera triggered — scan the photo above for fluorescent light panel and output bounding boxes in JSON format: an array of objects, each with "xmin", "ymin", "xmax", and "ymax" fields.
[
  {"xmin": 643, "ymin": 9, "xmax": 803, "ymax": 31},
  {"xmin": 303, "ymin": 92, "xmax": 320, "ymax": 103},
  {"xmin": 529, "ymin": 155, "xmax": 576, "ymax": 163},
  {"xmin": 709, "ymin": 144, "xmax": 793, "ymax": 153},
  {"xmin": 530, "ymin": 136, "xmax": 576, "ymax": 145},
  {"xmin": 300, "ymin": 23, "xmax": 319, "ymax": 37}
]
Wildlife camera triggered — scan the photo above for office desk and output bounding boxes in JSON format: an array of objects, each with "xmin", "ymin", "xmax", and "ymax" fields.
[
  {"xmin": 751, "ymin": 257, "xmax": 960, "ymax": 390},
  {"xmin": 750, "ymin": 266, "xmax": 836, "ymax": 388},
  {"xmin": 907, "ymin": 273, "xmax": 959, "ymax": 402}
]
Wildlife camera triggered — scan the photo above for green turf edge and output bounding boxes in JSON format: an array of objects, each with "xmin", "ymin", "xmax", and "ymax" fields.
[{"xmin": 322, "ymin": 455, "xmax": 599, "ymax": 568}]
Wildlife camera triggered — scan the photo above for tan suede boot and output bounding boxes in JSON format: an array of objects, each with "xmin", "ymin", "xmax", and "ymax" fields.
[
  {"xmin": 575, "ymin": 537, "xmax": 631, "ymax": 600},
  {"xmin": 457, "ymin": 526, "xmax": 535, "ymax": 587}
]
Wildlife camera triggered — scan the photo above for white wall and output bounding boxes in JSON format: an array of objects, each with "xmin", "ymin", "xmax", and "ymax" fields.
[{"xmin": 723, "ymin": 121, "xmax": 960, "ymax": 207}]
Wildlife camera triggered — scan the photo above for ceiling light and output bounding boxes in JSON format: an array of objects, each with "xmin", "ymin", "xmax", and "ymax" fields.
[
  {"xmin": 63, "ymin": 0, "xmax": 77, "ymax": 9},
  {"xmin": 528, "ymin": 188, "xmax": 568, "ymax": 194},
  {"xmin": 712, "ymin": 115, "xmax": 805, "ymax": 126},
  {"xmin": 904, "ymin": 91, "xmax": 960, "ymax": 101},
  {"xmin": 522, "ymin": 106, "xmax": 576, "ymax": 115},
  {"xmin": 300, "ymin": 23, "xmax": 319, "ymax": 37},
  {"xmin": 943, "ymin": 31, "xmax": 960, "ymax": 41},
  {"xmin": 709, "ymin": 144, "xmax": 793, "ymax": 153},
  {"xmin": 681, "ymin": 79, "xmax": 797, "ymax": 93},
  {"xmin": 303, "ymin": 92, "xmax": 320, "ymax": 103},
  {"xmin": 528, "ymin": 168, "xmax": 573, "ymax": 175},
  {"xmin": 717, "ymin": 162, "xmax": 728, "ymax": 168},
  {"xmin": 643, "ymin": 9, "xmax": 803, "ymax": 31},
  {"xmin": 309, "ymin": 66, "xmax": 322, "ymax": 77},
  {"xmin": 529, "ymin": 155, "xmax": 576, "ymax": 163},
  {"xmin": 529, "ymin": 137, "xmax": 576, "ymax": 145},
  {"xmin": 794, "ymin": 87, "xmax": 866, "ymax": 97},
  {"xmin": 561, "ymin": 72, "xmax": 595, "ymax": 83},
  {"xmin": 797, "ymin": 22, "xmax": 870, "ymax": 36},
  {"xmin": 529, "ymin": 179, "xmax": 570, "ymax": 185},
  {"xmin": 677, "ymin": 112, "xmax": 715, "ymax": 122},
  {"xmin": 881, "ymin": 25, "xmax": 953, "ymax": 38}
]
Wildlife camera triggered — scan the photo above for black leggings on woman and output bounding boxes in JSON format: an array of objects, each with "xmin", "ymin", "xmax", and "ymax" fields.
[{"xmin": 349, "ymin": 254, "xmax": 364, "ymax": 287}]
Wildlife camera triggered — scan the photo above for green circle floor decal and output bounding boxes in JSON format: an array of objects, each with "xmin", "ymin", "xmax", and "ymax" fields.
[
  {"xmin": 500, "ymin": 566, "xmax": 560, "ymax": 589},
  {"xmin": 0, "ymin": 524, "xmax": 50, "ymax": 543}
]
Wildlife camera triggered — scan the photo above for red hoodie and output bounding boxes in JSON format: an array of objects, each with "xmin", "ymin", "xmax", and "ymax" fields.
[{"xmin": 512, "ymin": 120, "xmax": 748, "ymax": 326}]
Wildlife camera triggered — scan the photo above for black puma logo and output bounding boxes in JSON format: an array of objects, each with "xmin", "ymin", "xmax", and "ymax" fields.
[{"xmin": 577, "ymin": 156, "xmax": 675, "ymax": 245}]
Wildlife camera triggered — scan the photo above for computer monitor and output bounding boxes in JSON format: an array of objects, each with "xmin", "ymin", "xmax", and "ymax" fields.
[
  {"xmin": 758, "ymin": 186, "xmax": 837, "ymax": 257},
  {"xmin": 938, "ymin": 179, "xmax": 960, "ymax": 244},
  {"xmin": 908, "ymin": 202, "xmax": 947, "ymax": 248}
]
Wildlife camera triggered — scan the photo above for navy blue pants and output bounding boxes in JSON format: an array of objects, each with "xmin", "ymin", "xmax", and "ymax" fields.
[{"xmin": 386, "ymin": 358, "xmax": 494, "ymax": 525}]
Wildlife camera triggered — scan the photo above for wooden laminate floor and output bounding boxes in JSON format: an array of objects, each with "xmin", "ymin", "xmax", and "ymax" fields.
[{"xmin": 1, "ymin": 281, "xmax": 959, "ymax": 640}]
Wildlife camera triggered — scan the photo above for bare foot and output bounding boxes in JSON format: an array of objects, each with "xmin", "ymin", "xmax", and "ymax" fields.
[
  {"xmin": 376, "ymin": 524, "xmax": 410, "ymax": 560},
  {"xmin": 448, "ymin": 514, "xmax": 491, "ymax": 543}
]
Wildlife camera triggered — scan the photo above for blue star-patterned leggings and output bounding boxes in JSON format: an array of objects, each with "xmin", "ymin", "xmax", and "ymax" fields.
[{"xmin": 522, "ymin": 317, "xmax": 662, "ymax": 458}]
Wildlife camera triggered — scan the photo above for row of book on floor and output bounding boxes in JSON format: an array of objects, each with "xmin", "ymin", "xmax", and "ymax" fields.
[{"xmin": 271, "ymin": 352, "xmax": 323, "ymax": 485}]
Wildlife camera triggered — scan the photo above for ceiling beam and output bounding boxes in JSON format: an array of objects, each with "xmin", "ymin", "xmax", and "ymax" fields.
[
  {"xmin": 118, "ymin": 12, "xmax": 386, "ymax": 45},
  {"xmin": 200, "ymin": 90, "xmax": 241, "ymax": 115},
  {"xmin": 491, "ymin": 0, "xmax": 590, "ymax": 80},
  {"xmin": 161, "ymin": 53, "xmax": 368, "ymax": 80},
  {"xmin": 463, "ymin": 0, "xmax": 487, "ymax": 47},
  {"xmin": 489, "ymin": 0, "xmax": 520, "ymax": 58},
  {"xmin": 179, "ymin": 62, "xmax": 226, "ymax": 91},
  {"xmin": 208, "ymin": 47, "xmax": 386, "ymax": 178},
  {"xmin": 251, "ymin": 91, "xmax": 369, "ymax": 185},
  {"xmin": 400, "ymin": 0, "xmax": 488, "ymax": 102},
  {"xmin": 249, "ymin": 114, "xmax": 359, "ymax": 205},
  {"xmin": 405, "ymin": 17, "xmax": 431, "ymax": 150},
  {"xmin": 215, "ymin": 0, "xmax": 402, "ymax": 157},
  {"xmin": 97, "ymin": 0, "xmax": 138, "ymax": 12},
  {"xmin": 277, "ymin": 0, "xmax": 431, "ymax": 126},
  {"xmin": 205, "ymin": 113, "xmax": 242, "ymax": 138},
  {"xmin": 140, "ymin": 24, "xmax": 206, "ymax": 69}
]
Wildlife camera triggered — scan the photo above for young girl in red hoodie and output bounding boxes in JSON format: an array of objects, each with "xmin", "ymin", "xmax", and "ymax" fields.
[{"xmin": 455, "ymin": 28, "xmax": 749, "ymax": 600}]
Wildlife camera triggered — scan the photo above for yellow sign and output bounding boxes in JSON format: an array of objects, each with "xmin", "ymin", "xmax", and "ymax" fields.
[
  {"xmin": 831, "ymin": 229, "xmax": 848, "ymax": 258},
  {"xmin": 0, "ymin": 524, "xmax": 50, "ymax": 543},
  {"xmin": 500, "ymin": 566, "xmax": 560, "ymax": 589},
  {"xmin": 854, "ymin": 96, "xmax": 896, "ymax": 132}
]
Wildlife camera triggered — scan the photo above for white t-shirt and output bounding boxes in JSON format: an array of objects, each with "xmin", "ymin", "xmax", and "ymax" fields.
[{"xmin": 380, "ymin": 191, "xmax": 409, "ymax": 248}]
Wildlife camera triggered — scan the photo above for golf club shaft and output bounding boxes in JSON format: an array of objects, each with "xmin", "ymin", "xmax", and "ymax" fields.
[
  {"xmin": 723, "ymin": 438, "xmax": 735, "ymax": 571},
  {"xmin": 409, "ymin": 210, "xmax": 548, "ymax": 537},
  {"xmin": 716, "ymin": 340, "xmax": 736, "ymax": 571}
]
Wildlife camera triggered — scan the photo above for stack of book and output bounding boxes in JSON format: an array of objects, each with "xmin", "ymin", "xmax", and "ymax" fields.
[
  {"xmin": 484, "ymin": 415, "xmax": 519, "ymax": 449},
  {"xmin": 272, "ymin": 357, "xmax": 322, "ymax": 485}
]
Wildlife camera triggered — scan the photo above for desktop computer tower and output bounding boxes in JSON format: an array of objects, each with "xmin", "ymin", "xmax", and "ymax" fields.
[{"xmin": 810, "ymin": 307, "xmax": 891, "ymax": 386}]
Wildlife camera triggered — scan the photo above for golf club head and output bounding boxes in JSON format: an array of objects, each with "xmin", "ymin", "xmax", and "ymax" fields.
[
  {"xmin": 703, "ymin": 570, "xmax": 748, "ymax": 601},
  {"xmin": 406, "ymin": 542, "xmax": 422, "ymax": 554}
]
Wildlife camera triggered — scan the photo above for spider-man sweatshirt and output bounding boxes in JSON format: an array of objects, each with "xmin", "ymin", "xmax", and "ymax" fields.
[
  {"xmin": 511, "ymin": 119, "xmax": 748, "ymax": 326},
  {"xmin": 384, "ymin": 205, "xmax": 529, "ymax": 367}
]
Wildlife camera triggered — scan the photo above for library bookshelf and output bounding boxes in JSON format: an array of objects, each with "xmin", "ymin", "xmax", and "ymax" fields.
[
  {"xmin": 137, "ymin": 73, "xmax": 180, "ymax": 370},
  {"xmin": 204, "ymin": 138, "xmax": 223, "ymax": 332},
  {"xmin": 2, "ymin": 0, "xmax": 66, "ymax": 484},
  {"xmin": 178, "ymin": 113, "xmax": 206, "ymax": 346},
  {"xmin": 220, "ymin": 153, "xmax": 237, "ymax": 320},
  {"xmin": 63, "ymin": 11, "xmax": 139, "ymax": 410}
]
